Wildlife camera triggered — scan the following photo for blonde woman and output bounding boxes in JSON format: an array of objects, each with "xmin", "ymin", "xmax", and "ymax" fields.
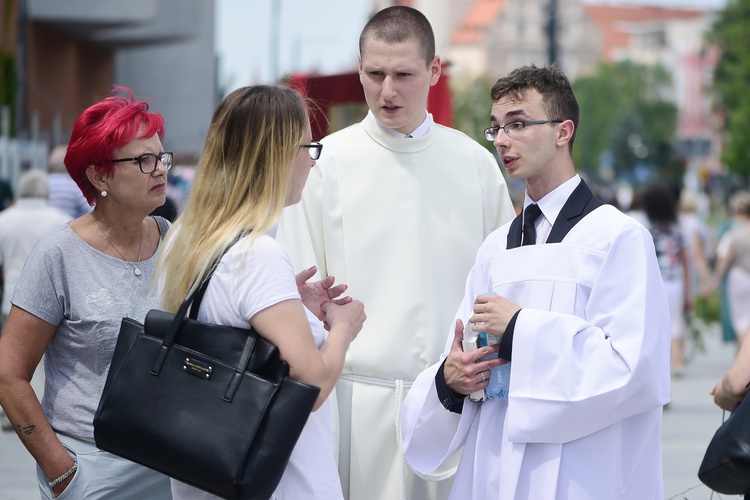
[{"xmin": 156, "ymin": 85, "xmax": 366, "ymax": 500}]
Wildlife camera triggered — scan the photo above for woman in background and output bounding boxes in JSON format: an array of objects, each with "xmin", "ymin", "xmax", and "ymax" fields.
[
  {"xmin": 0, "ymin": 87, "xmax": 172, "ymax": 498},
  {"xmin": 642, "ymin": 183, "xmax": 691, "ymax": 377},
  {"xmin": 711, "ymin": 190, "xmax": 750, "ymax": 347}
]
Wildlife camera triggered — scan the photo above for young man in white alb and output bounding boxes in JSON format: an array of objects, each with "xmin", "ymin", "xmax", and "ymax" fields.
[{"xmin": 276, "ymin": 6, "xmax": 515, "ymax": 500}]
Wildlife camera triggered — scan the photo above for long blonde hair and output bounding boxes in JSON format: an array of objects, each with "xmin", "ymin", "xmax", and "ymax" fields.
[{"xmin": 157, "ymin": 85, "xmax": 308, "ymax": 312}]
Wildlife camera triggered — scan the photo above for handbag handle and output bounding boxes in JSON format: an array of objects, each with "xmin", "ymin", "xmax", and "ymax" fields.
[
  {"xmin": 149, "ymin": 284, "xmax": 209, "ymax": 376},
  {"xmin": 224, "ymin": 334, "xmax": 257, "ymax": 402},
  {"xmin": 150, "ymin": 233, "xmax": 250, "ymax": 377}
]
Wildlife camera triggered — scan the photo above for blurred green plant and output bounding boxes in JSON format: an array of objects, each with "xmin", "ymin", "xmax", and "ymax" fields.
[
  {"xmin": 708, "ymin": 0, "xmax": 750, "ymax": 181},
  {"xmin": 451, "ymin": 74, "xmax": 496, "ymax": 155},
  {"xmin": 573, "ymin": 60, "xmax": 680, "ymax": 185},
  {"xmin": 695, "ymin": 292, "xmax": 721, "ymax": 324},
  {"xmin": 0, "ymin": 49, "xmax": 15, "ymax": 116},
  {"xmin": 1, "ymin": 0, "xmax": 16, "ymax": 135},
  {"xmin": 686, "ymin": 292, "xmax": 721, "ymax": 358}
]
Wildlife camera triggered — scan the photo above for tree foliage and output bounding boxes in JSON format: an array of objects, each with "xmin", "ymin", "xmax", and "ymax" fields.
[
  {"xmin": 0, "ymin": 50, "xmax": 15, "ymax": 119},
  {"xmin": 1, "ymin": 0, "xmax": 16, "ymax": 135},
  {"xmin": 451, "ymin": 74, "xmax": 497, "ymax": 155},
  {"xmin": 708, "ymin": 0, "xmax": 750, "ymax": 180},
  {"xmin": 573, "ymin": 60, "xmax": 679, "ymax": 185}
]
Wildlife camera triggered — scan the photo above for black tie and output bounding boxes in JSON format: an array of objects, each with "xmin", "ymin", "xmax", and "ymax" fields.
[{"xmin": 522, "ymin": 204, "xmax": 542, "ymax": 246}]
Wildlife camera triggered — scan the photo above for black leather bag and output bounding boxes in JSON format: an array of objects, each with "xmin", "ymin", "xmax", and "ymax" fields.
[
  {"xmin": 94, "ymin": 253, "xmax": 320, "ymax": 500},
  {"xmin": 698, "ymin": 393, "xmax": 750, "ymax": 495}
]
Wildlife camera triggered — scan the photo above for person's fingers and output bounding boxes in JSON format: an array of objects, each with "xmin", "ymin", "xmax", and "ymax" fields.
[
  {"xmin": 331, "ymin": 296, "xmax": 353, "ymax": 305},
  {"xmin": 452, "ymin": 319, "xmax": 464, "ymax": 351},
  {"xmin": 295, "ymin": 265, "xmax": 317, "ymax": 285},
  {"xmin": 326, "ymin": 283, "xmax": 347, "ymax": 298}
]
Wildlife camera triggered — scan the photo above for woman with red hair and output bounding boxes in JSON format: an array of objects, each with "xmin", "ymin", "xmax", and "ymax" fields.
[{"xmin": 0, "ymin": 87, "xmax": 173, "ymax": 499}]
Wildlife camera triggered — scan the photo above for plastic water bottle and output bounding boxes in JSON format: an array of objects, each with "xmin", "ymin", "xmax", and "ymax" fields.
[
  {"xmin": 478, "ymin": 292, "xmax": 510, "ymax": 399},
  {"xmin": 463, "ymin": 320, "xmax": 486, "ymax": 402},
  {"xmin": 485, "ymin": 359, "xmax": 511, "ymax": 399}
]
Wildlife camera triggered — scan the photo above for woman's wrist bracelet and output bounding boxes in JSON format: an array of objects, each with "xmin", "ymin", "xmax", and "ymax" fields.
[{"xmin": 48, "ymin": 461, "xmax": 78, "ymax": 488}]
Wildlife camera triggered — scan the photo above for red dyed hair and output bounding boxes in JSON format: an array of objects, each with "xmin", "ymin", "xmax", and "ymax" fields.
[{"xmin": 64, "ymin": 86, "xmax": 165, "ymax": 205}]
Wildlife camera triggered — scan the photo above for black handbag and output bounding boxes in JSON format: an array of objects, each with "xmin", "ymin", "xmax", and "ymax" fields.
[
  {"xmin": 698, "ymin": 391, "xmax": 750, "ymax": 495},
  {"xmin": 93, "ymin": 246, "xmax": 320, "ymax": 500}
]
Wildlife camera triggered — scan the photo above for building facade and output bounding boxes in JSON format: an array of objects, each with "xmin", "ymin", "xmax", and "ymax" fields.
[{"xmin": 11, "ymin": 0, "xmax": 215, "ymax": 161}]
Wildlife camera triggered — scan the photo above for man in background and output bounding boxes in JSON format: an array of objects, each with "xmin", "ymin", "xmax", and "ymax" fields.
[
  {"xmin": 276, "ymin": 6, "xmax": 515, "ymax": 499},
  {"xmin": 47, "ymin": 144, "xmax": 91, "ymax": 219},
  {"xmin": 0, "ymin": 170, "xmax": 70, "ymax": 430}
]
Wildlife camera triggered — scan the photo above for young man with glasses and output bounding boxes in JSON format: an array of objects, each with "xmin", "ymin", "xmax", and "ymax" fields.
[
  {"xmin": 401, "ymin": 64, "xmax": 671, "ymax": 499},
  {"xmin": 276, "ymin": 6, "xmax": 515, "ymax": 500}
]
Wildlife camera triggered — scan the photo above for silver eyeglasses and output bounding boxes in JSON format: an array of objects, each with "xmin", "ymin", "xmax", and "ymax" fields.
[
  {"xmin": 112, "ymin": 152, "xmax": 174, "ymax": 174},
  {"xmin": 484, "ymin": 120, "xmax": 562, "ymax": 141},
  {"xmin": 300, "ymin": 142, "xmax": 323, "ymax": 160}
]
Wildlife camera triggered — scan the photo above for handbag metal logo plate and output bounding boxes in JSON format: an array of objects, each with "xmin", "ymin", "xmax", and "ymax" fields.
[{"xmin": 182, "ymin": 357, "xmax": 214, "ymax": 379}]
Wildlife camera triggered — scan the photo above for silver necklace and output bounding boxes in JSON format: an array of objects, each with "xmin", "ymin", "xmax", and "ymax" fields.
[{"xmin": 93, "ymin": 216, "xmax": 143, "ymax": 277}]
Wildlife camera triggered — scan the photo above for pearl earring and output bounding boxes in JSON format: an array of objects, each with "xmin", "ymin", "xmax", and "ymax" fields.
[{"xmin": 101, "ymin": 190, "xmax": 108, "ymax": 197}]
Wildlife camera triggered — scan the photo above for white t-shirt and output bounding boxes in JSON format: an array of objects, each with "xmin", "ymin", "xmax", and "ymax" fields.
[{"xmin": 170, "ymin": 234, "xmax": 343, "ymax": 500}]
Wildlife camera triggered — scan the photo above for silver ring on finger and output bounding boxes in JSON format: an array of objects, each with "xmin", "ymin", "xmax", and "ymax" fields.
[{"xmin": 480, "ymin": 370, "xmax": 486, "ymax": 383}]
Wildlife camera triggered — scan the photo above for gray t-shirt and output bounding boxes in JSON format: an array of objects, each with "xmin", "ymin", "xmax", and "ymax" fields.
[{"xmin": 12, "ymin": 220, "xmax": 166, "ymax": 441}]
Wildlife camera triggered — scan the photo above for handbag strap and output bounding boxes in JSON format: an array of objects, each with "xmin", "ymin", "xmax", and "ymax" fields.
[
  {"xmin": 187, "ymin": 265, "xmax": 216, "ymax": 321},
  {"xmin": 149, "ymin": 232, "xmax": 250, "ymax": 376},
  {"xmin": 189, "ymin": 231, "xmax": 250, "ymax": 320}
]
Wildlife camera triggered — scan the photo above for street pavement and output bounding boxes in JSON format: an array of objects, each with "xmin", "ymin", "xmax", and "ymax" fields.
[
  {"xmin": 1, "ymin": 362, "xmax": 44, "ymax": 500},
  {"xmin": 0, "ymin": 323, "xmax": 742, "ymax": 499},
  {"xmin": 662, "ymin": 322, "xmax": 740, "ymax": 500}
]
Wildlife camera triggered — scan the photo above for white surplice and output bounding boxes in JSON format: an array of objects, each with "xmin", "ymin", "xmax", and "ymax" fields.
[
  {"xmin": 401, "ymin": 203, "xmax": 671, "ymax": 500},
  {"xmin": 276, "ymin": 111, "xmax": 515, "ymax": 500}
]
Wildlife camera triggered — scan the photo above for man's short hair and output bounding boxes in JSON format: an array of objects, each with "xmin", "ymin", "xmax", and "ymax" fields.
[
  {"xmin": 491, "ymin": 64, "xmax": 580, "ymax": 152},
  {"xmin": 359, "ymin": 6, "xmax": 435, "ymax": 66},
  {"xmin": 18, "ymin": 170, "xmax": 50, "ymax": 199}
]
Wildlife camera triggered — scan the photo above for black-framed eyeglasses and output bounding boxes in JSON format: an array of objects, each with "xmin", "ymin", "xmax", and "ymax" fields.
[
  {"xmin": 111, "ymin": 152, "xmax": 173, "ymax": 173},
  {"xmin": 484, "ymin": 120, "xmax": 562, "ymax": 141},
  {"xmin": 300, "ymin": 142, "xmax": 323, "ymax": 161}
]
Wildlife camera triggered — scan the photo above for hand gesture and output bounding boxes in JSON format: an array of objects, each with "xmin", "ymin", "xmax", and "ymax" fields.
[
  {"xmin": 469, "ymin": 293, "xmax": 521, "ymax": 337},
  {"xmin": 296, "ymin": 265, "xmax": 351, "ymax": 321},
  {"xmin": 321, "ymin": 299, "xmax": 366, "ymax": 342},
  {"xmin": 710, "ymin": 381, "xmax": 740, "ymax": 412},
  {"xmin": 443, "ymin": 319, "xmax": 506, "ymax": 395}
]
